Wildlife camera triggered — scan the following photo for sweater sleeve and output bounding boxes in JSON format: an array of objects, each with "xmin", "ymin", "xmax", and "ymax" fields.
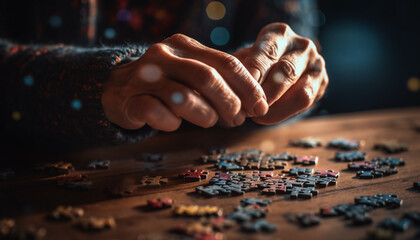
[{"xmin": 0, "ymin": 40, "xmax": 157, "ymax": 150}]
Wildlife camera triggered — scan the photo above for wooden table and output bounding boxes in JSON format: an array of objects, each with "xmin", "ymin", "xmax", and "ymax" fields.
[{"xmin": 1, "ymin": 107, "xmax": 420, "ymax": 240}]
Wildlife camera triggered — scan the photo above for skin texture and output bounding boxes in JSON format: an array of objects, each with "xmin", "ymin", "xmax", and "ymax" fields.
[{"xmin": 102, "ymin": 23, "xmax": 328, "ymax": 132}]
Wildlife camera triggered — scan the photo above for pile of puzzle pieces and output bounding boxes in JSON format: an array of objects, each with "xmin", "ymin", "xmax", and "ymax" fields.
[
  {"xmin": 367, "ymin": 211, "xmax": 420, "ymax": 239},
  {"xmin": 318, "ymin": 194, "xmax": 403, "ymax": 226},
  {"xmin": 195, "ymin": 168, "xmax": 339, "ymax": 199},
  {"xmin": 172, "ymin": 197, "xmax": 276, "ymax": 239}
]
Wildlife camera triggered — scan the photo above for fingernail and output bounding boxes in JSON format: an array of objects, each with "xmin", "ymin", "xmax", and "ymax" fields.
[
  {"xmin": 249, "ymin": 68, "xmax": 261, "ymax": 82},
  {"xmin": 253, "ymin": 98, "xmax": 269, "ymax": 116},
  {"xmin": 233, "ymin": 111, "xmax": 246, "ymax": 126}
]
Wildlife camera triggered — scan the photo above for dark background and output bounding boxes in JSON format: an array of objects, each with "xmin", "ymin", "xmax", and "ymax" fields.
[{"xmin": 316, "ymin": 0, "xmax": 420, "ymax": 114}]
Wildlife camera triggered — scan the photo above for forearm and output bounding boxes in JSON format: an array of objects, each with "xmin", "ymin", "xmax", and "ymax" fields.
[{"xmin": 0, "ymin": 39, "xmax": 156, "ymax": 150}]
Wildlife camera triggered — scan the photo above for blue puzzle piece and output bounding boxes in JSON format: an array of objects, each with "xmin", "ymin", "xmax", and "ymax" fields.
[
  {"xmin": 240, "ymin": 198, "xmax": 271, "ymax": 207},
  {"xmin": 215, "ymin": 161, "xmax": 244, "ymax": 171},
  {"xmin": 242, "ymin": 219, "xmax": 277, "ymax": 232},
  {"xmin": 335, "ymin": 151, "xmax": 367, "ymax": 162}
]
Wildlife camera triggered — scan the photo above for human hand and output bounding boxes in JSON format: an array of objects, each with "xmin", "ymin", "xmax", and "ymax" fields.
[
  {"xmin": 234, "ymin": 23, "xmax": 329, "ymax": 125},
  {"xmin": 101, "ymin": 34, "xmax": 268, "ymax": 131}
]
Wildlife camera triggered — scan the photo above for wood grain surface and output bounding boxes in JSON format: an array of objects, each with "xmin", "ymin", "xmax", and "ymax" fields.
[{"xmin": 1, "ymin": 107, "xmax": 420, "ymax": 240}]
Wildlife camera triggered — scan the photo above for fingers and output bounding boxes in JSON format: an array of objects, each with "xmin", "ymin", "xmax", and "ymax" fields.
[
  {"xmin": 262, "ymin": 40, "xmax": 322, "ymax": 105},
  {"xmin": 252, "ymin": 71, "xmax": 322, "ymax": 125},
  {"xmin": 163, "ymin": 34, "xmax": 268, "ymax": 117},
  {"xmin": 241, "ymin": 23, "xmax": 296, "ymax": 83},
  {"xmin": 125, "ymin": 95, "xmax": 181, "ymax": 131},
  {"xmin": 144, "ymin": 50, "xmax": 244, "ymax": 127},
  {"xmin": 143, "ymin": 77, "xmax": 219, "ymax": 128}
]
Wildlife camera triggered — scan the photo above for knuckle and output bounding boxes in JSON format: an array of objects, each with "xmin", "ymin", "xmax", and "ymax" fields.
[
  {"xmin": 166, "ymin": 33, "xmax": 189, "ymax": 43},
  {"xmin": 263, "ymin": 22, "xmax": 291, "ymax": 36},
  {"xmin": 277, "ymin": 59, "xmax": 298, "ymax": 83},
  {"xmin": 219, "ymin": 54, "xmax": 244, "ymax": 74},
  {"xmin": 147, "ymin": 43, "xmax": 167, "ymax": 55},
  {"xmin": 258, "ymin": 40, "xmax": 280, "ymax": 61}
]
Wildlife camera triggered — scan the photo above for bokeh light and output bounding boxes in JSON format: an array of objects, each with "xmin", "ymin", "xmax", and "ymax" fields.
[
  {"xmin": 407, "ymin": 77, "xmax": 420, "ymax": 92},
  {"xmin": 206, "ymin": 1, "xmax": 226, "ymax": 20},
  {"xmin": 11, "ymin": 111, "xmax": 21, "ymax": 121},
  {"xmin": 117, "ymin": 9, "xmax": 131, "ymax": 22},
  {"xmin": 49, "ymin": 16, "xmax": 62, "ymax": 28},
  {"xmin": 140, "ymin": 64, "xmax": 162, "ymax": 82},
  {"xmin": 171, "ymin": 92, "xmax": 184, "ymax": 104},
  {"xmin": 272, "ymin": 72, "xmax": 284, "ymax": 84},
  {"xmin": 104, "ymin": 28, "xmax": 116, "ymax": 39},
  {"xmin": 71, "ymin": 99, "xmax": 82, "ymax": 110},
  {"xmin": 210, "ymin": 27, "xmax": 230, "ymax": 46},
  {"xmin": 23, "ymin": 75, "xmax": 34, "ymax": 86}
]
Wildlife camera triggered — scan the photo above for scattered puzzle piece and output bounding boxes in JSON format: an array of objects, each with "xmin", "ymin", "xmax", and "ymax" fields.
[
  {"xmin": 348, "ymin": 162, "xmax": 377, "ymax": 170},
  {"xmin": 87, "ymin": 160, "xmax": 110, "ymax": 170},
  {"xmin": 242, "ymin": 219, "xmax": 276, "ymax": 232},
  {"xmin": 215, "ymin": 161, "xmax": 244, "ymax": 171},
  {"xmin": 284, "ymin": 168, "xmax": 314, "ymax": 176},
  {"xmin": 147, "ymin": 198, "xmax": 173, "ymax": 209},
  {"xmin": 196, "ymin": 184, "xmax": 244, "ymax": 197},
  {"xmin": 78, "ymin": 216, "xmax": 116, "ymax": 231},
  {"xmin": 378, "ymin": 217, "xmax": 411, "ymax": 231},
  {"xmin": 372, "ymin": 157, "xmax": 405, "ymax": 167},
  {"xmin": 35, "ymin": 162, "xmax": 74, "ymax": 175},
  {"xmin": 173, "ymin": 205, "xmax": 222, "ymax": 217},
  {"xmin": 226, "ymin": 205, "xmax": 268, "ymax": 222},
  {"xmin": 203, "ymin": 217, "xmax": 234, "ymax": 231},
  {"xmin": 403, "ymin": 212, "xmax": 420, "ymax": 224},
  {"xmin": 374, "ymin": 141, "xmax": 408, "ymax": 154},
  {"xmin": 56, "ymin": 174, "xmax": 88, "ymax": 186},
  {"xmin": 329, "ymin": 138, "xmax": 362, "ymax": 150},
  {"xmin": 356, "ymin": 170, "xmax": 383, "ymax": 179},
  {"xmin": 414, "ymin": 182, "xmax": 420, "ymax": 190},
  {"xmin": 179, "ymin": 170, "xmax": 209, "ymax": 181},
  {"xmin": 139, "ymin": 176, "xmax": 168, "ymax": 187},
  {"xmin": 320, "ymin": 207, "xmax": 338, "ymax": 217},
  {"xmin": 295, "ymin": 156, "xmax": 318, "ymax": 165},
  {"xmin": 335, "ymin": 151, "xmax": 367, "ymax": 162},
  {"xmin": 288, "ymin": 186, "xmax": 319, "ymax": 199},
  {"xmin": 314, "ymin": 170, "xmax": 340, "ymax": 178},
  {"xmin": 48, "ymin": 206, "xmax": 84, "ymax": 221},
  {"xmin": 240, "ymin": 198, "xmax": 271, "ymax": 207},
  {"xmin": 290, "ymin": 137, "xmax": 322, "ymax": 148},
  {"xmin": 174, "ymin": 222, "xmax": 213, "ymax": 236},
  {"xmin": 296, "ymin": 213, "xmax": 320, "ymax": 227}
]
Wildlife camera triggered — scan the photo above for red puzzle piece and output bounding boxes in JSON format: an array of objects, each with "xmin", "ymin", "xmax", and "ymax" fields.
[
  {"xmin": 295, "ymin": 156, "xmax": 318, "ymax": 165},
  {"xmin": 179, "ymin": 169, "xmax": 209, "ymax": 181}
]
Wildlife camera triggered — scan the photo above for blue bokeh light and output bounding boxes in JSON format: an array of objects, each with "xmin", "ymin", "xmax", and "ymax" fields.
[
  {"xmin": 23, "ymin": 75, "xmax": 34, "ymax": 86},
  {"xmin": 104, "ymin": 28, "xmax": 116, "ymax": 39},
  {"xmin": 49, "ymin": 15, "xmax": 62, "ymax": 28},
  {"xmin": 210, "ymin": 27, "xmax": 230, "ymax": 46},
  {"xmin": 71, "ymin": 99, "xmax": 82, "ymax": 110}
]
